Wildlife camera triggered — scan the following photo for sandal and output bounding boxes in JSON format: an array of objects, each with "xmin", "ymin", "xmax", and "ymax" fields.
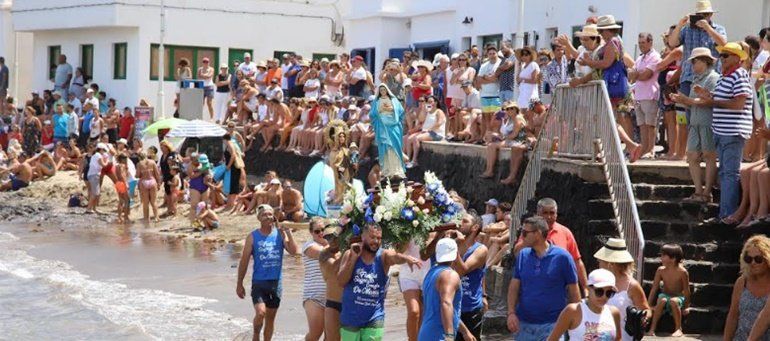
[
  {"xmin": 721, "ymin": 216, "xmax": 740, "ymax": 226},
  {"xmin": 683, "ymin": 193, "xmax": 705, "ymax": 203}
]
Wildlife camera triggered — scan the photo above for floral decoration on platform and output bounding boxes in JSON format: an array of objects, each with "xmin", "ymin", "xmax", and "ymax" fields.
[{"xmin": 336, "ymin": 172, "xmax": 463, "ymax": 250}]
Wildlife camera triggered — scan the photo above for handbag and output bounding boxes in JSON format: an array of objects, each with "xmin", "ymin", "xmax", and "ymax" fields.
[
  {"xmin": 602, "ymin": 39, "xmax": 629, "ymax": 99},
  {"xmin": 625, "ymin": 306, "xmax": 647, "ymax": 341}
]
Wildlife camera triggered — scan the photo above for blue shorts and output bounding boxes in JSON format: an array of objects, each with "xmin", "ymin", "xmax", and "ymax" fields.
[
  {"xmin": 499, "ymin": 90, "xmax": 515, "ymax": 102},
  {"xmin": 428, "ymin": 131, "xmax": 444, "ymax": 141},
  {"xmin": 9, "ymin": 175, "xmax": 28, "ymax": 191},
  {"xmin": 251, "ymin": 280, "xmax": 282, "ymax": 308},
  {"xmin": 203, "ymin": 86, "xmax": 214, "ymax": 99},
  {"xmin": 481, "ymin": 97, "xmax": 501, "ymax": 113}
]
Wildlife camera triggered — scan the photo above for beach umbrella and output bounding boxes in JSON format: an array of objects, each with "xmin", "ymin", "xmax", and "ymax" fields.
[
  {"xmin": 165, "ymin": 119, "xmax": 227, "ymax": 138},
  {"xmin": 142, "ymin": 117, "xmax": 187, "ymax": 136}
]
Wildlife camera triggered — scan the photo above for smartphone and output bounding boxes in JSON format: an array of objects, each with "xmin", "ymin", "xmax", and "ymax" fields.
[
  {"xmin": 351, "ymin": 244, "xmax": 361, "ymax": 254},
  {"xmin": 689, "ymin": 14, "xmax": 705, "ymax": 29}
]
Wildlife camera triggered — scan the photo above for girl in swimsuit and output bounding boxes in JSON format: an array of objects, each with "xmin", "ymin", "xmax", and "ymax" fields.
[
  {"xmin": 115, "ymin": 154, "xmax": 130, "ymax": 224},
  {"xmin": 137, "ymin": 152, "xmax": 161, "ymax": 223}
]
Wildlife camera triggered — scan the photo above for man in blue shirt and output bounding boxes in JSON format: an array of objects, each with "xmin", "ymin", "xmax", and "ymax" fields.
[
  {"xmin": 236, "ymin": 205, "xmax": 298, "ymax": 341},
  {"xmin": 506, "ymin": 216, "xmax": 580, "ymax": 340},
  {"xmin": 668, "ymin": 0, "xmax": 727, "ymax": 116},
  {"xmin": 51, "ymin": 104, "xmax": 69, "ymax": 144},
  {"xmin": 80, "ymin": 103, "xmax": 95, "ymax": 147}
]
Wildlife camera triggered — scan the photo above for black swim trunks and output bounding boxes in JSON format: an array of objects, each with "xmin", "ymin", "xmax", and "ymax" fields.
[
  {"xmin": 325, "ymin": 299, "xmax": 342, "ymax": 313},
  {"xmin": 251, "ymin": 280, "xmax": 282, "ymax": 309}
]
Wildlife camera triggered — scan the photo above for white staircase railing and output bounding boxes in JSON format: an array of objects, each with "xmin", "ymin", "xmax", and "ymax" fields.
[{"xmin": 509, "ymin": 80, "xmax": 645, "ymax": 281}]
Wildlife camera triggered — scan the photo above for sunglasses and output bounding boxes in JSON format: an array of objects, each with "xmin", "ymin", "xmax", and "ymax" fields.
[
  {"xmin": 592, "ymin": 287, "xmax": 616, "ymax": 298},
  {"xmin": 719, "ymin": 53, "xmax": 732, "ymax": 59},
  {"xmin": 517, "ymin": 228, "xmax": 536, "ymax": 237},
  {"xmin": 504, "ymin": 107, "xmax": 517, "ymax": 111},
  {"xmin": 744, "ymin": 254, "xmax": 765, "ymax": 264},
  {"xmin": 312, "ymin": 229, "xmax": 324, "ymax": 235}
]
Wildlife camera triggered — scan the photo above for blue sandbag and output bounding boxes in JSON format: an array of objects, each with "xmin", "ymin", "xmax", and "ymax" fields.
[
  {"xmin": 303, "ymin": 161, "xmax": 335, "ymax": 217},
  {"xmin": 213, "ymin": 164, "xmax": 226, "ymax": 182}
]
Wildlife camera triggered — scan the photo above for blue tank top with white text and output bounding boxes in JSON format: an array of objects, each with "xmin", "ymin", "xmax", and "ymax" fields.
[
  {"xmin": 340, "ymin": 249, "xmax": 388, "ymax": 327},
  {"xmin": 461, "ymin": 242, "xmax": 487, "ymax": 312},
  {"xmin": 251, "ymin": 228, "xmax": 284, "ymax": 281},
  {"xmin": 418, "ymin": 264, "xmax": 461, "ymax": 340}
]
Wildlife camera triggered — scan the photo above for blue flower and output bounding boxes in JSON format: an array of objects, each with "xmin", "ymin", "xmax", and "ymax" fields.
[
  {"xmin": 364, "ymin": 193, "xmax": 375, "ymax": 206},
  {"xmin": 441, "ymin": 213, "xmax": 453, "ymax": 223},
  {"xmin": 401, "ymin": 208, "xmax": 415, "ymax": 221},
  {"xmin": 427, "ymin": 183, "xmax": 439, "ymax": 193},
  {"xmin": 352, "ymin": 224, "xmax": 361, "ymax": 236},
  {"xmin": 435, "ymin": 192, "xmax": 448, "ymax": 206},
  {"xmin": 365, "ymin": 207, "xmax": 374, "ymax": 224},
  {"xmin": 446, "ymin": 203, "xmax": 457, "ymax": 215}
]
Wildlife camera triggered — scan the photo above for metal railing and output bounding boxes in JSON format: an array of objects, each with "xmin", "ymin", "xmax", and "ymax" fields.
[{"xmin": 509, "ymin": 80, "xmax": 645, "ymax": 281}]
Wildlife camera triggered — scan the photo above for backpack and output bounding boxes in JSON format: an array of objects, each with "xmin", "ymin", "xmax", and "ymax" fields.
[{"xmin": 624, "ymin": 305, "xmax": 647, "ymax": 340}]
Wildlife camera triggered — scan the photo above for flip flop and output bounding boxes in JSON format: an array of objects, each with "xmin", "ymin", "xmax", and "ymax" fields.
[{"xmin": 721, "ymin": 216, "xmax": 740, "ymax": 226}]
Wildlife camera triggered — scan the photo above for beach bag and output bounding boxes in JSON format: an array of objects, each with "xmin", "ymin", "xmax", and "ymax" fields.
[
  {"xmin": 625, "ymin": 306, "xmax": 647, "ymax": 341},
  {"xmin": 602, "ymin": 39, "xmax": 629, "ymax": 99}
]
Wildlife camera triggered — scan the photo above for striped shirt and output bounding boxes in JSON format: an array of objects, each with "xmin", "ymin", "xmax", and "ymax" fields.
[
  {"xmin": 302, "ymin": 240, "xmax": 326, "ymax": 300},
  {"xmin": 712, "ymin": 67, "xmax": 753, "ymax": 139}
]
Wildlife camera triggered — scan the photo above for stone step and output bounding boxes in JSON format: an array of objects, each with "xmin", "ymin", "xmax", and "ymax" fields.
[
  {"xmin": 633, "ymin": 183, "xmax": 721, "ymax": 201},
  {"xmin": 647, "ymin": 305, "xmax": 728, "ymax": 335},
  {"xmin": 643, "ymin": 240, "xmax": 742, "ymax": 263},
  {"xmin": 643, "ymin": 258, "xmax": 739, "ymax": 285},
  {"xmin": 641, "ymin": 219, "xmax": 746, "ymax": 243},
  {"xmin": 642, "ymin": 281, "xmax": 733, "ymax": 309},
  {"xmin": 587, "ymin": 199, "xmax": 719, "ymax": 222}
]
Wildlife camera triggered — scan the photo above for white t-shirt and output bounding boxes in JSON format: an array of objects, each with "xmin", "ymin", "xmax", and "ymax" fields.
[
  {"xmin": 87, "ymin": 152, "xmax": 103, "ymax": 177},
  {"xmin": 478, "ymin": 59, "xmax": 501, "ymax": 97},
  {"xmin": 257, "ymin": 104, "xmax": 269, "ymax": 121},
  {"xmin": 575, "ymin": 45, "xmax": 601, "ymax": 79},
  {"xmin": 752, "ymin": 50, "xmax": 769, "ymax": 83},
  {"xmin": 239, "ymin": 62, "xmax": 257, "ymax": 77},
  {"xmin": 83, "ymin": 97, "xmax": 99, "ymax": 110},
  {"xmin": 68, "ymin": 98, "xmax": 82, "ymax": 115},
  {"xmin": 267, "ymin": 86, "xmax": 283, "ymax": 101},
  {"xmin": 304, "ymin": 78, "xmax": 321, "ymax": 98},
  {"xmin": 481, "ymin": 213, "xmax": 496, "ymax": 227},
  {"xmin": 351, "ymin": 67, "xmax": 367, "ymax": 82},
  {"xmin": 281, "ymin": 63, "xmax": 292, "ymax": 89},
  {"xmin": 446, "ymin": 68, "xmax": 464, "ymax": 99}
]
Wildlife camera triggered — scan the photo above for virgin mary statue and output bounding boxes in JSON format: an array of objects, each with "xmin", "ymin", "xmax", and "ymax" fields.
[{"xmin": 370, "ymin": 83, "xmax": 406, "ymax": 180}]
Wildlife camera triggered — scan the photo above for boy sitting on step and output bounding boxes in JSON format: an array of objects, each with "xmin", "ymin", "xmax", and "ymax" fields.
[{"xmin": 647, "ymin": 243, "xmax": 691, "ymax": 337}]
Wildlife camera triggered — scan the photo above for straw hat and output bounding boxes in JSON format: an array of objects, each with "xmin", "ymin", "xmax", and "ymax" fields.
[
  {"xmin": 299, "ymin": 60, "xmax": 310, "ymax": 68},
  {"xmin": 596, "ymin": 15, "xmax": 622, "ymax": 30},
  {"xmin": 593, "ymin": 238, "xmax": 635, "ymax": 263},
  {"xmin": 256, "ymin": 60, "xmax": 267, "ymax": 68},
  {"xmin": 412, "ymin": 59, "xmax": 434, "ymax": 72},
  {"xmin": 575, "ymin": 24, "xmax": 600, "ymax": 37},
  {"xmin": 717, "ymin": 42, "xmax": 749, "ymax": 61},
  {"xmin": 695, "ymin": 0, "xmax": 715, "ymax": 14},
  {"xmin": 515, "ymin": 46, "xmax": 538, "ymax": 60},
  {"xmin": 688, "ymin": 47, "xmax": 716, "ymax": 62}
]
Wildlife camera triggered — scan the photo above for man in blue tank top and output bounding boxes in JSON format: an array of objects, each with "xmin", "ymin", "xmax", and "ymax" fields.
[
  {"xmin": 453, "ymin": 212, "xmax": 489, "ymax": 341},
  {"xmin": 337, "ymin": 223, "xmax": 423, "ymax": 340},
  {"xmin": 419, "ymin": 237, "xmax": 462, "ymax": 341},
  {"xmin": 236, "ymin": 204, "xmax": 299, "ymax": 341}
]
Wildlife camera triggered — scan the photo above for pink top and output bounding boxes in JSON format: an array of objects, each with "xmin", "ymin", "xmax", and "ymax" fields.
[{"xmin": 633, "ymin": 49, "xmax": 662, "ymax": 101}]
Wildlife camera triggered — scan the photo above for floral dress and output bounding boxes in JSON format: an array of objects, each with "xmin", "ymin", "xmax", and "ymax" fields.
[{"xmin": 23, "ymin": 118, "xmax": 40, "ymax": 155}]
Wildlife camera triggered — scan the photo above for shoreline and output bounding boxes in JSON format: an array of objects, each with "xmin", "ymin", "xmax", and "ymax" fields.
[{"xmin": 1, "ymin": 170, "xmax": 311, "ymax": 248}]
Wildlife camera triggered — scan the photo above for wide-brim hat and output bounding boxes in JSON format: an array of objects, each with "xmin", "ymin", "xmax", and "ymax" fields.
[
  {"xmin": 575, "ymin": 24, "xmax": 599, "ymax": 38},
  {"xmin": 515, "ymin": 46, "xmax": 538, "ymax": 60},
  {"xmin": 412, "ymin": 60, "xmax": 433, "ymax": 72},
  {"xmin": 596, "ymin": 15, "xmax": 622, "ymax": 30},
  {"xmin": 695, "ymin": 0, "xmax": 715, "ymax": 14},
  {"xmin": 717, "ymin": 42, "xmax": 749, "ymax": 61},
  {"xmin": 593, "ymin": 238, "xmax": 635, "ymax": 263},
  {"xmin": 256, "ymin": 60, "xmax": 267, "ymax": 69},
  {"xmin": 688, "ymin": 47, "xmax": 717, "ymax": 62}
]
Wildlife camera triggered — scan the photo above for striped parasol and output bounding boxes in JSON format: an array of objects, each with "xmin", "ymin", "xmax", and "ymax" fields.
[
  {"xmin": 141, "ymin": 117, "xmax": 187, "ymax": 136},
  {"xmin": 165, "ymin": 120, "xmax": 227, "ymax": 138}
]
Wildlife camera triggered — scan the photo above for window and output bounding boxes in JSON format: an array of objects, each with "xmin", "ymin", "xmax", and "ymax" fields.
[
  {"xmin": 48, "ymin": 45, "xmax": 61, "ymax": 80},
  {"xmin": 114, "ymin": 43, "xmax": 127, "ymax": 79},
  {"xmin": 480, "ymin": 34, "xmax": 503, "ymax": 50},
  {"xmin": 80, "ymin": 44, "xmax": 93, "ymax": 80},
  {"xmin": 273, "ymin": 50, "xmax": 295, "ymax": 61},
  {"xmin": 571, "ymin": 25, "xmax": 583, "ymax": 51},
  {"xmin": 523, "ymin": 32, "xmax": 530, "ymax": 47},
  {"xmin": 150, "ymin": 44, "xmax": 219, "ymax": 80},
  {"xmin": 461, "ymin": 37, "xmax": 472, "ymax": 51},
  {"xmin": 228, "ymin": 48, "xmax": 253, "ymax": 69},
  {"xmin": 312, "ymin": 53, "xmax": 336, "ymax": 61}
]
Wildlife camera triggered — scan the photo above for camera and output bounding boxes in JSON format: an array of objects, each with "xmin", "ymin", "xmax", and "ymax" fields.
[{"xmin": 689, "ymin": 14, "xmax": 705, "ymax": 29}]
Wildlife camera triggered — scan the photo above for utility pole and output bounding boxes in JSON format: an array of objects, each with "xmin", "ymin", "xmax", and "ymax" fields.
[{"xmin": 157, "ymin": 0, "xmax": 166, "ymax": 119}]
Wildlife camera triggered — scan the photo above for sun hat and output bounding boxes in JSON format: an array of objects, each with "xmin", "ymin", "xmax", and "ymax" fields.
[
  {"xmin": 270, "ymin": 178, "xmax": 281, "ymax": 185},
  {"xmin": 329, "ymin": 60, "xmax": 341, "ymax": 67},
  {"xmin": 220, "ymin": 63, "xmax": 228, "ymax": 69},
  {"xmin": 435, "ymin": 238, "xmax": 459, "ymax": 263},
  {"xmin": 451, "ymin": 53, "xmax": 460, "ymax": 59},
  {"xmin": 593, "ymin": 238, "xmax": 635, "ymax": 263},
  {"xmin": 596, "ymin": 15, "xmax": 622, "ymax": 30},
  {"xmin": 348, "ymin": 105, "xmax": 358, "ymax": 111},
  {"xmin": 717, "ymin": 42, "xmax": 749, "ymax": 61},
  {"xmin": 243, "ymin": 52, "xmax": 251, "ymax": 58},
  {"xmin": 117, "ymin": 138, "xmax": 128, "ymax": 145},
  {"xmin": 320, "ymin": 58, "xmax": 330, "ymax": 63},
  {"xmin": 323, "ymin": 224, "xmax": 341, "ymax": 238},
  {"xmin": 403, "ymin": 78, "xmax": 413, "ymax": 87},
  {"xmin": 695, "ymin": 0, "xmax": 715, "ymax": 14},
  {"xmin": 688, "ymin": 47, "xmax": 717, "ymax": 62},
  {"xmin": 96, "ymin": 142, "xmax": 108, "ymax": 151},
  {"xmin": 587, "ymin": 268, "xmax": 617, "ymax": 290},
  {"xmin": 515, "ymin": 46, "xmax": 538, "ymax": 60},
  {"xmin": 256, "ymin": 60, "xmax": 267, "ymax": 68},
  {"xmin": 503, "ymin": 102, "xmax": 520, "ymax": 111},
  {"xmin": 412, "ymin": 60, "xmax": 434, "ymax": 72}
]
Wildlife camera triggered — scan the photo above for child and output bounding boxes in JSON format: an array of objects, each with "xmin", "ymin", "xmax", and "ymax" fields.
[
  {"xmin": 196, "ymin": 201, "xmax": 220, "ymax": 230},
  {"xmin": 647, "ymin": 243, "xmax": 691, "ymax": 337},
  {"xmin": 114, "ymin": 154, "xmax": 130, "ymax": 223},
  {"xmin": 167, "ymin": 166, "xmax": 181, "ymax": 216}
]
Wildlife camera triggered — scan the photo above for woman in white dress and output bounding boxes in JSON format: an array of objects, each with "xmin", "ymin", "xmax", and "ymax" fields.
[{"xmin": 515, "ymin": 46, "xmax": 540, "ymax": 111}]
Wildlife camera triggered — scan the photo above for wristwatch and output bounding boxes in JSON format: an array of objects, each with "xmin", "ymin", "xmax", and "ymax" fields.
[{"xmin": 444, "ymin": 333, "xmax": 455, "ymax": 341}]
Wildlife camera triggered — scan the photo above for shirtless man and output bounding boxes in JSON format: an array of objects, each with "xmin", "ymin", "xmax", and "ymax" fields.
[
  {"xmin": 280, "ymin": 180, "xmax": 305, "ymax": 222},
  {"xmin": 264, "ymin": 179, "xmax": 283, "ymax": 220},
  {"xmin": 318, "ymin": 225, "xmax": 343, "ymax": 341},
  {"xmin": 246, "ymin": 171, "xmax": 278, "ymax": 214},
  {"xmin": 64, "ymin": 137, "xmax": 82, "ymax": 170},
  {"xmin": 28, "ymin": 150, "xmax": 57, "ymax": 179},
  {"xmin": 0, "ymin": 151, "xmax": 33, "ymax": 191}
]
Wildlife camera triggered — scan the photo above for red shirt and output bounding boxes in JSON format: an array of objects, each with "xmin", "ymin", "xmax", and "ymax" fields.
[
  {"xmin": 516, "ymin": 222, "xmax": 582, "ymax": 262},
  {"xmin": 41, "ymin": 126, "xmax": 53, "ymax": 146},
  {"xmin": 119, "ymin": 115, "xmax": 135, "ymax": 139}
]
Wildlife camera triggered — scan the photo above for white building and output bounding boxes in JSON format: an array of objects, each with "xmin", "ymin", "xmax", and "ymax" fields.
[
  {"xmin": 345, "ymin": 0, "xmax": 770, "ymax": 76},
  {"xmin": 4, "ymin": 0, "xmax": 350, "ymax": 116}
]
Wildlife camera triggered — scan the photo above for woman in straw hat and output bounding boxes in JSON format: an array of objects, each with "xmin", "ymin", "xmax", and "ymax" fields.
[
  {"xmin": 411, "ymin": 60, "xmax": 433, "ymax": 104},
  {"xmin": 594, "ymin": 238, "xmax": 651, "ymax": 341},
  {"xmin": 515, "ymin": 46, "xmax": 541, "ymax": 112}
]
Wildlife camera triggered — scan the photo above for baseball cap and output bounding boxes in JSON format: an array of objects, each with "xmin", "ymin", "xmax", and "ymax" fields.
[
  {"xmin": 485, "ymin": 199, "xmax": 499, "ymax": 206},
  {"xmin": 96, "ymin": 142, "xmax": 108, "ymax": 151},
  {"xmin": 435, "ymin": 238, "xmax": 458, "ymax": 263},
  {"xmin": 587, "ymin": 268, "xmax": 616, "ymax": 290},
  {"xmin": 353, "ymin": 55, "xmax": 364, "ymax": 62},
  {"xmin": 86, "ymin": 89, "xmax": 94, "ymax": 94},
  {"xmin": 270, "ymin": 178, "xmax": 281, "ymax": 185},
  {"xmin": 243, "ymin": 52, "xmax": 251, "ymax": 58}
]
